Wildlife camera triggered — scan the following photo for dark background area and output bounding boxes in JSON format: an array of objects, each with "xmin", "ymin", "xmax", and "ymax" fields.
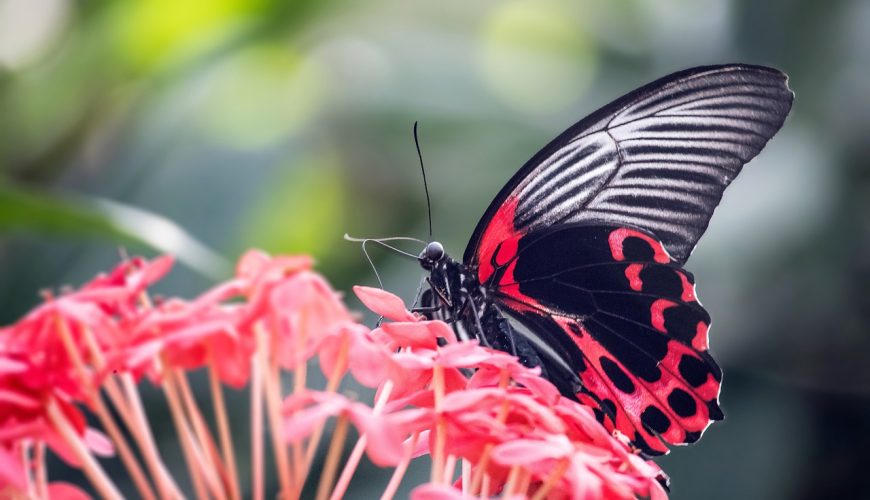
[{"xmin": 0, "ymin": 0, "xmax": 868, "ymax": 498}]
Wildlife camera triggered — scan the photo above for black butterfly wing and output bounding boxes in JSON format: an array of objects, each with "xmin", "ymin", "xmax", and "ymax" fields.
[
  {"xmin": 464, "ymin": 64, "xmax": 794, "ymax": 276},
  {"xmin": 485, "ymin": 224, "xmax": 722, "ymax": 454},
  {"xmin": 463, "ymin": 64, "xmax": 792, "ymax": 452}
]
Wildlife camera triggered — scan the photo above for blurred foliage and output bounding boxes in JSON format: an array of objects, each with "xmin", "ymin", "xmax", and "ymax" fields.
[
  {"xmin": 0, "ymin": 0, "xmax": 867, "ymax": 498},
  {"xmin": 0, "ymin": 181, "xmax": 228, "ymax": 277}
]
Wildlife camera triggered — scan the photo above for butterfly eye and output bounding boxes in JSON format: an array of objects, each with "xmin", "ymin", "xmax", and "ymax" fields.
[{"xmin": 425, "ymin": 241, "xmax": 444, "ymax": 261}]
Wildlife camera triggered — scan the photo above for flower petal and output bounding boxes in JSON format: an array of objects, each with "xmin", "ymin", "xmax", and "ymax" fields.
[
  {"xmin": 491, "ymin": 436, "xmax": 573, "ymax": 465},
  {"xmin": 0, "ymin": 446, "xmax": 26, "ymax": 490},
  {"xmin": 380, "ymin": 320, "xmax": 456, "ymax": 349},
  {"xmin": 283, "ymin": 392, "xmax": 351, "ymax": 442},
  {"xmin": 85, "ymin": 427, "xmax": 115, "ymax": 457},
  {"xmin": 353, "ymin": 286, "xmax": 417, "ymax": 322}
]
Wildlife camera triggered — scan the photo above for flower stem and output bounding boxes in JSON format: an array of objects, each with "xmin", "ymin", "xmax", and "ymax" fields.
[
  {"xmin": 431, "ymin": 364, "xmax": 446, "ymax": 484},
  {"xmin": 517, "ymin": 468, "xmax": 532, "ymax": 496},
  {"xmin": 503, "ymin": 465, "xmax": 522, "ymax": 497},
  {"xmin": 115, "ymin": 374, "xmax": 185, "ymax": 499},
  {"xmin": 530, "ymin": 458, "xmax": 569, "ymax": 500},
  {"xmin": 291, "ymin": 311, "xmax": 310, "ymax": 494},
  {"xmin": 209, "ymin": 357, "xmax": 240, "ymax": 500},
  {"xmin": 314, "ymin": 414, "xmax": 350, "ymax": 500},
  {"xmin": 256, "ymin": 323, "xmax": 294, "ymax": 499},
  {"xmin": 47, "ymin": 399, "xmax": 123, "ymax": 500},
  {"xmin": 52, "ymin": 315, "xmax": 90, "ymax": 390},
  {"xmin": 380, "ymin": 432, "xmax": 420, "ymax": 500},
  {"xmin": 161, "ymin": 361, "xmax": 211, "ymax": 500},
  {"xmin": 470, "ymin": 368, "xmax": 512, "ymax": 494},
  {"xmin": 55, "ymin": 317, "xmax": 157, "ymax": 500},
  {"xmin": 35, "ymin": 439, "xmax": 47, "ymax": 499},
  {"xmin": 294, "ymin": 335, "xmax": 350, "ymax": 497},
  {"xmin": 250, "ymin": 346, "xmax": 265, "ymax": 500},
  {"xmin": 301, "ymin": 334, "xmax": 349, "ymax": 482},
  {"xmin": 330, "ymin": 381, "xmax": 394, "ymax": 500},
  {"xmin": 461, "ymin": 459, "xmax": 471, "ymax": 496},
  {"xmin": 172, "ymin": 368, "xmax": 229, "ymax": 500},
  {"xmin": 481, "ymin": 474, "xmax": 491, "ymax": 498},
  {"xmin": 81, "ymin": 321, "xmax": 183, "ymax": 499},
  {"xmin": 91, "ymin": 392, "xmax": 158, "ymax": 500},
  {"xmin": 173, "ymin": 368, "xmax": 228, "ymax": 498},
  {"xmin": 443, "ymin": 455, "xmax": 457, "ymax": 485}
]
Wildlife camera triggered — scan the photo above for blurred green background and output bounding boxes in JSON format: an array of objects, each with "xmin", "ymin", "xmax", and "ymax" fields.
[{"xmin": 1, "ymin": 0, "xmax": 868, "ymax": 498}]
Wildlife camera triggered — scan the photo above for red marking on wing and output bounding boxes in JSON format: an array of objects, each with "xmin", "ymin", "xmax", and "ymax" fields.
[
  {"xmin": 608, "ymin": 228, "xmax": 670, "ymax": 264},
  {"xmin": 677, "ymin": 270, "xmax": 697, "ymax": 302},
  {"xmin": 624, "ymin": 263, "xmax": 644, "ymax": 291},
  {"xmin": 657, "ymin": 341, "xmax": 720, "ymax": 402},
  {"xmin": 476, "ymin": 196, "xmax": 523, "ymax": 284},
  {"xmin": 650, "ymin": 299, "xmax": 678, "ymax": 333},
  {"xmin": 495, "ymin": 280, "xmax": 544, "ymax": 316},
  {"xmin": 495, "ymin": 236, "xmax": 519, "ymax": 267},
  {"xmin": 576, "ymin": 392, "xmax": 600, "ymax": 409},
  {"xmin": 556, "ymin": 316, "xmax": 720, "ymax": 451},
  {"xmin": 552, "ymin": 316, "xmax": 668, "ymax": 454},
  {"xmin": 693, "ymin": 321, "xmax": 709, "ymax": 351},
  {"xmin": 495, "ymin": 258, "xmax": 525, "ymax": 308}
]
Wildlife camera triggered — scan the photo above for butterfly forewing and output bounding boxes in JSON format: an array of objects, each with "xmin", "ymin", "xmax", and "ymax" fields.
[{"xmin": 465, "ymin": 64, "xmax": 794, "ymax": 267}]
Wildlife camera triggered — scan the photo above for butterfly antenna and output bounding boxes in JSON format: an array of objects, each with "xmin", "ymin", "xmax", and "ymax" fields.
[
  {"xmin": 344, "ymin": 234, "xmax": 425, "ymax": 259},
  {"xmin": 414, "ymin": 121, "xmax": 433, "ymax": 238},
  {"xmin": 359, "ymin": 239, "xmax": 384, "ymax": 290}
]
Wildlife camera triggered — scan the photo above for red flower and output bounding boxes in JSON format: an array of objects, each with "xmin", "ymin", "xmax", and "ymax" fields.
[
  {"xmin": 323, "ymin": 286, "xmax": 669, "ymax": 499},
  {"xmin": 283, "ymin": 391, "xmax": 408, "ymax": 466},
  {"xmin": 263, "ymin": 270, "xmax": 353, "ymax": 369},
  {"xmin": 0, "ymin": 252, "xmax": 674, "ymax": 499},
  {"xmin": 120, "ymin": 298, "xmax": 251, "ymax": 387},
  {"xmin": 317, "ymin": 323, "xmax": 395, "ymax": 388}
]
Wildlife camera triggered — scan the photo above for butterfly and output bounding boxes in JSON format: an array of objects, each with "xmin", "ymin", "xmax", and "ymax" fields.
[{"xmin": 415, "ymin": 64, "xmax": 793, "ymax": 455}]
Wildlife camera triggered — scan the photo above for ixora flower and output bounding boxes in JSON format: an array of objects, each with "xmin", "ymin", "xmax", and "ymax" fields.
[{"xmin": 0, "ymin": 252, "xmax": 667, "ymax": 499}]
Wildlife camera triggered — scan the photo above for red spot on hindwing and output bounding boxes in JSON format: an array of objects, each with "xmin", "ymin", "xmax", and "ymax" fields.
[
  {"xmin": 677, "ymin": 271, "xmax": 697, "ymax": 302},
  {"xmin": 693, "ymin": 321, "xmax": 709, "ymax": 351},
  {"xmin": 660, "ymin": 342, "xmax": 720, "ymax": 402},
  {"xmin": 650, "ymin": 299, "xmax": 678, "ymax": 333},
  {"xmin": 476, "ymin": 196, "xmax": 523, "ymax": 284},
  {"xmin": 549, "ymin": 315, "xmax": 721, "ymax": 453},
  {"xmin": 608, "ymin": 228, "xmax": 671, "ymax": 264},
  {"xmin": 624, "ymin": 263, "xmax": 644, "ymax": 291}
]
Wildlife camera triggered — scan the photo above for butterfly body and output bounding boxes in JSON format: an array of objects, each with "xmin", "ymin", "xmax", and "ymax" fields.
[{"xmin": 416, "ymin": 64, "xmax": 793, "ymax": 455}]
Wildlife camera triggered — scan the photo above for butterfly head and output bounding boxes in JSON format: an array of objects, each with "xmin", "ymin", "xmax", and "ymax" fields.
[{"xmin": 418, "ymin": 241, "xmax": 445, "ymax": 270}]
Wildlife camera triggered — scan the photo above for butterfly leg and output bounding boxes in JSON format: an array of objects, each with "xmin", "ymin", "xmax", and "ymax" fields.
[
  {"xmin": 410, "ymin": 304, "xmax": 443, "ymax": 314},
  {"xmin": 414, "ymin": 287, "xmax": 465, "ymax": 327},
  {"xmin": 426, "ymin": 277, "xmax": 453, "ymax": 308},
  {"xmin": 458, "ymin": 290, "xmax": 493, "ymax": 348}
]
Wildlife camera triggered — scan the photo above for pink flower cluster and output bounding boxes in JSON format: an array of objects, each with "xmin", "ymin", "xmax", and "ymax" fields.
[{"xmin": 0, "ymin": 250, "xmax": 668, "ymax": 500}]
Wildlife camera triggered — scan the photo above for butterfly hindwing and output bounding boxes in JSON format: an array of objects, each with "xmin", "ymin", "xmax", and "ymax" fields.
[{"xmin": 485, "ymin": 224, "xmax": 723, "ymax": 454}]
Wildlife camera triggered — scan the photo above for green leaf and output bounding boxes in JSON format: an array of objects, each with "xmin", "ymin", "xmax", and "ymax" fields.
[{"xmin": 0, "ymin": 182, "xmax": 230, "ymax": 280}]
